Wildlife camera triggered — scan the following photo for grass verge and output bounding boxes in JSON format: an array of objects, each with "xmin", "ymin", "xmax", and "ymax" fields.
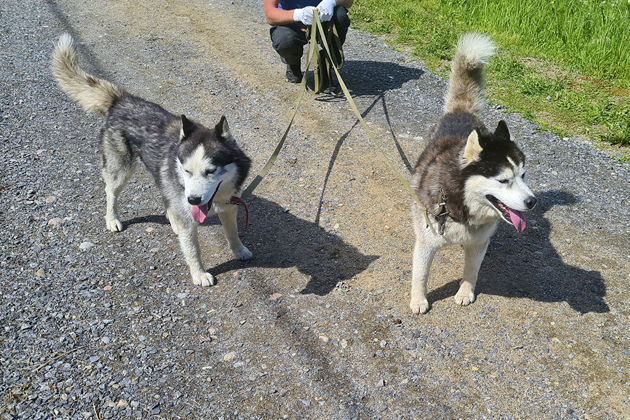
[{"xmin": 351, "ymin": 0, "xmax": 630, "ymax": 158}]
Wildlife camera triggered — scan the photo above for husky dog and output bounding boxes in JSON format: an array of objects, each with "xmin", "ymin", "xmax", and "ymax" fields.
[
  {"xmin": 52, "ymin": 34, "xmax": 252, "ymax": 287},
  {"xmin": 409, "ymin": 33, "xmax": 536, "ymax": 314}
]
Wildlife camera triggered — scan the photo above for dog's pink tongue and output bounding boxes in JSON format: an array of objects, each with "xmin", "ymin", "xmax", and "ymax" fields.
[
  {"xmin": 507, "ymin": 208, "xmax": 526, "ymax": 232},
  {"xmin": 191, "ymin": 203, "xmax": 209, "ymax": 223}
]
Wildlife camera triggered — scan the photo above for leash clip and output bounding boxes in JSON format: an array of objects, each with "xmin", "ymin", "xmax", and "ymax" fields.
[{"xmin": 435, "ymin": 188, "xmax": 449, "ymax": 235}]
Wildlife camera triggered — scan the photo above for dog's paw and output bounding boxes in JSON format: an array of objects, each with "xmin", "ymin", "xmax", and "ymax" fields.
[
  {"xmin": 105, "ymin": 218, "xmax": 123, "ymax": 232},
  {"xmin": 410, "ymin": 298, "xmax": 430, "ymax": 314},
  {"xmin": 233, "ymin": 245, "xmax": 253, "ymax": 261},
  {"xmin": 454, "ymin": 291, "xmax": 476, "ymax": 306},
  {"xmin": 192, "ymin": 271, "xmax": 215, "ymax": 287}
]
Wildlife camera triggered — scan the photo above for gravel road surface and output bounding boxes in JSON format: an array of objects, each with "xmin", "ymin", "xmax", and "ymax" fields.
[{"xmin": 1, "ymin": 0, "xmax": 628, "ymax": 418}]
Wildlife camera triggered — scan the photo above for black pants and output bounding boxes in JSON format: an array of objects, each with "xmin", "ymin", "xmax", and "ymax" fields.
[{"xmin": 270, "ymin": 6, "xmax": 350, "ymax": 65}]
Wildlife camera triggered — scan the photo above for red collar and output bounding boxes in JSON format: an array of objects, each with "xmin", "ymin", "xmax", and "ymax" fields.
[{"xmin": 229, "ymin": 196, "xmax": 249, "ymax": 230}]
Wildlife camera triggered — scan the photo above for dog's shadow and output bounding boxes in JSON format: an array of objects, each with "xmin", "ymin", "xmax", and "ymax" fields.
[
  {"xmin": 152, "ymin": 196, "xmax": 378, "ymax": 296},
  {"xmin": 428, "ymin": 190, "xmax": 609, "ymax": 314}
]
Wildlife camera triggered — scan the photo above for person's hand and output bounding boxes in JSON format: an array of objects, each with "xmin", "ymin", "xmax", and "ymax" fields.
[
  {"xmin": 317, "ymin": 0, "xmax": 337, "ymax": 22},
  {"xmin": 293, "ymin": 6, "xmax": 316, "ymax": 25}
]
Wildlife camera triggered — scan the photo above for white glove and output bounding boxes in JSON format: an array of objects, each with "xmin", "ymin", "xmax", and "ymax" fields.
[
  {"xmin": 293, "ymin": 6, "xmax": 315, "ymax": 25},
  {"xmin": 317, "ymin": 0, "xmax": 337, "ymax": 22}
]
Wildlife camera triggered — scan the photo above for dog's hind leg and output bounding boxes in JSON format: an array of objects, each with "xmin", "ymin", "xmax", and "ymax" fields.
[
  {"xmin": 217, "ymin": 204, "xmax": 252, "ymax": 261},
  {"xmin": 455, "ymin": 240, "xmax": 490, "ymax": 306},
  {"xmin": 410, "ymin": 239, "xmax": 436, "ymax": 314},
  {"xmin": 101, "ymin": 130, "xmax": 135, "ymax": 232}
]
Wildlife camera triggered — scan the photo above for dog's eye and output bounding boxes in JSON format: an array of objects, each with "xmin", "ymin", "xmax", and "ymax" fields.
[
  {"xmin": 521, "ymin": 173, "xmax": 526, "ymax": 180},
  {"xmin": 184, "ymin": 169, "xmax": 192, "ymax": 175},
  {"xmin": 498, "ymin": 179, "xmax": 509, "ymax": 184},
  {"xmin": 204, "ymin": 168, "xmax": 216, "ymax": 176}
]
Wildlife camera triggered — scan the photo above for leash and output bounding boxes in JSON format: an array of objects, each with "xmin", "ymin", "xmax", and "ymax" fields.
[
  {"xmin": 240, "ymin": 18, "xmax": 319, "ymax": 201},
  {"xmin": 311, "ymin": 11, "xmax": 437, "ymax": 230},
  {"xmin": 313, "ymin": 17, "xmax": 344, "ymax": 93},
  {"xmin": 237, "ymin": 10, "xmax": 437, "ymax": 232}
]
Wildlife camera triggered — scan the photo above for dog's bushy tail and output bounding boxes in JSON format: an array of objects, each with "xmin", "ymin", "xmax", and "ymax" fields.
[
  {"xmin": 444, "ymin": 33, "xmax": 496, "ymax": 115},
  {"xmin": 52, "ymin": 34, "xmax": 123, "ymax": 114}
]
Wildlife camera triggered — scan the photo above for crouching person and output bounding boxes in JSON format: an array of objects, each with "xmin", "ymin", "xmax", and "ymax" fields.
[{"xmin": 263, "ymin": 0, "xmax": 353, "ymax": 83}]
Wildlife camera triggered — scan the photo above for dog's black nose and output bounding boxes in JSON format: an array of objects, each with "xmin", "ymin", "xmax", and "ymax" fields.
[
  {"xmin": 525, "ymin": 196, "xmax": 537, "ymax": 209},
  {"xmin": 188, "ymin": 196, "xmax": 201, "ymax": 205}
]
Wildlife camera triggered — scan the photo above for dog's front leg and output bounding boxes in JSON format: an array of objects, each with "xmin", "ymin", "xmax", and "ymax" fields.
[
  {"xmin": 455, "ymin": 240, "xmax": 490, "ymax": 306},
  {"xmin": 174, "ymin": 220, "xmax": 215, "ymax": 287},
  {"xmin": 410, "ymin": 239, "xmax": 436, "ymax": 314},
  {"xmin": 217, "ymin": 204, "xmax": 252, "ymax": 261}
]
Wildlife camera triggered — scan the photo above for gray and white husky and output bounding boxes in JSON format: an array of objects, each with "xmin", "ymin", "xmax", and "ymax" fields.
[
  {"xmin": 409, "ymin": 33, "xmax": 536, "ymax": 314},
  {"xmin": 52, "ymin": 34, "xmax": 252, "ymax": 287}
]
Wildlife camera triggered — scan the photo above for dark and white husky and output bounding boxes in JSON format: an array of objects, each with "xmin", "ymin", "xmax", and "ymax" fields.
[
  {"xmin": 410, "ymin": 33, "xmax": 537, "ymax": 314},
  {"xmin": 52, "ymin": 34, "xmax": 252, "ymax": 287}
]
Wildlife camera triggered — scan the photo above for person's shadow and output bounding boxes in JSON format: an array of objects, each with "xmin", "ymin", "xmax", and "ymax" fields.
[
  {"xmin": 177, "ymin": 196, "xmax": 378, "ymax": 296},
  {"xmin": 309, "ymin": 59, "xmax": 425, "ymax": 100},
  {"xmin": 339, "ymin": 59, "xmax": 425, "ymax": 97},
  {"xmin": 428, "ymin": 190, "xmax": 609, "ymax": 314}
]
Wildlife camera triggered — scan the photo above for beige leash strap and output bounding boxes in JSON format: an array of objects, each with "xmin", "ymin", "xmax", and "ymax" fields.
[{"xmin": 242, "ymin": 11, "xmax": 431, "ymax": 229}]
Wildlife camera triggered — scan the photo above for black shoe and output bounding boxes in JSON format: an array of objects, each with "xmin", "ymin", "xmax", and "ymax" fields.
[{"xmin": 285, "ymin": 64, "xmax": 303, "ymax": 83}]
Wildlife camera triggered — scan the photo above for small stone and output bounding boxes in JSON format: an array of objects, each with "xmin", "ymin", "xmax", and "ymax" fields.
[
  {"xmin": 79, "ymin": 241, "xmax": 96, "ymax": 251},
  {"xmin": 36, "ymin": 268, "xmax": 45, "ymax": 277},
  {"xmin": 103, "ymin": 285, "xmax": 112, "ymax": 291},
  {"xmin": 176, "ymin": 293, "xmax": 187, "ymax": 299},
  {"xmin": 48, "ymin": 217, "xmax": 63, "ymax": 227},
  {"xmin": 269, "ymin": 293, "xmax": 283, "ymax": 301},
  {"xmin": 130, "ymin": 401, "xmax": 140, "ymax": 408},
  {"xmin": 341, "ymin": 339, "xmax": 348, "ymax": 349},
  {"xmin": 377, "ymin": 379, "xmax": 386, "ymax": 387},
  {"xmin": 319, "ymin": 335, "xmax": 329, "ymax": 343},
  {"xmin": 223, "ymin": 351, "xmax": 236, "ymax": 362},
  {"xmin": 116, "ymin": 400, "xmax": 129, "ymax": 408},
  {"xmin": 44, "ymin": 195, "xmax": 57, "ymax": 204},
  {"xmin": 101, "ymin": 337, "xmax": 110, "ymax": 344},
  {"xmin": 470, "ymin": 366, "xmax": 479, "ymax": 371},
  {"xmin": 89, "ymin": 356, "xmax": 100, "ymax": 363},
  {"xmin": 145, "ymin": 227, "xmax": 155, "ymax": 233},
  {"xmin": 380, "ymin": 340, "xmax": 387, "ymax": 348}
]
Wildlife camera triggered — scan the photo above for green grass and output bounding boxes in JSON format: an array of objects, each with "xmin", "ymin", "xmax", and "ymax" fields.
[{"xmin": 351, "ymin": 0, "xmax": 630, "ymax": 151}]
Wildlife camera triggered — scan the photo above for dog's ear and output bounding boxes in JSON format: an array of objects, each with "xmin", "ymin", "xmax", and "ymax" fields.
[
  {"xmin": 180, "ymin": 115, "xmax": 195, "ymax": 141},
  {"xmin": 494, "ymin": 120, "xmax": 511, "ymax": 142},
  {"xmin": 463, "ymin": 129, "xmax": 483, "ymax": 163},
  {"xmin": 215, "ymin": 115, "xmax": 233, "ymax": 143}
]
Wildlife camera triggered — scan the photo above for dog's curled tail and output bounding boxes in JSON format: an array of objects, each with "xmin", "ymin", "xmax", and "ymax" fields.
[
  {"xmin": 444, "ymin": 33, "xmax": 496, "ymax": 115},
  {"xmin": 52, "ymin": 34, "xmax": 123, "ymax": 114}
]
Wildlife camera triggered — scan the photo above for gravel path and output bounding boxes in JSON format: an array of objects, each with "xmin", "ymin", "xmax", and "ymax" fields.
[{"xmin": 1, "ymin": 0, "xmax": 628, "ymax": 418}]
